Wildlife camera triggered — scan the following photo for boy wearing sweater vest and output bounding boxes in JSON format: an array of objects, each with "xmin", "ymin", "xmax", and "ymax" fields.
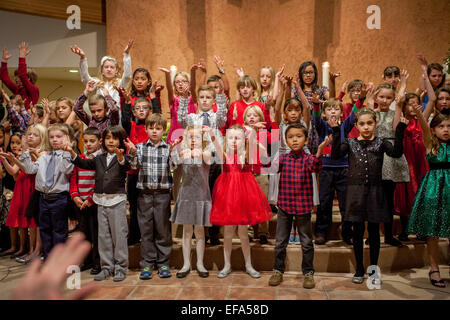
[{"xmin": 69, "ymin": 127, "xmax": 102, "ymax": 275}]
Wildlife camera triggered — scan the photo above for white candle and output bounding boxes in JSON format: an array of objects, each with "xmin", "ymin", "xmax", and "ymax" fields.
[
  {"xmin": 170, "ymin": 65, "xmax": 177, "ymax": 83},
  {"xmin": 322, "ymin": 61, "xmax": 330, "ymax": 88}
]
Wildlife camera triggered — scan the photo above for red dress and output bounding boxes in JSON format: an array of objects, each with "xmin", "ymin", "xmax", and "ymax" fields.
[
  {"xmin": 5, "ymin": 171, "xmax": 36, "ymax": 228},
  {"xmin": 210, "ymin": 155, "xmax": 272, "ymax": 225},
  {"xmin": 394, "ymin": 119, "xmax": 429, "ymax": 216}
]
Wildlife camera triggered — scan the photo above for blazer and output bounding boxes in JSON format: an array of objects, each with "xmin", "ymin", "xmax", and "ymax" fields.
[{"xmin": 72, "ymin": 153, "xmax": 130, "ymax": 195}]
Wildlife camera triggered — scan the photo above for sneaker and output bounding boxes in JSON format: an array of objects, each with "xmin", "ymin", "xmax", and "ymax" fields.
[
  {"xmin": 139, "ymin": 267, "xmax": 152, "ymax": 280},
  {"xmin": 288, "ymin": 235, "xmax": 295, "ymax": 244},
  {"xmin": 90, "ymin": 266, "xmax": 101, "ymax": 275},
  {"xmin": 113, "ymin": 269, "xmax": 126, "ymax": 282},
  {"xmin": 303, "ymin": 272, "xmax": 315, "ymax": 289},
  {"xmin": 268, "ymin": 270, "xmax": 283, "ymax": 286},
  {"xmin": 294, "ymin": 235, "xmax": 300, "ymax": 244},
  {"xmin": 94, "ymin": 269, "xmax": 111, "ymax": 281},
  {"xmin": 384, "ymin": 237, "xmax": 403, "ymax": 247},
  {"xmin": 352, "ymin": 275, "xmax": 364, "ymax": 284},
  {"xmin": 158, "ymin": 265, "xmax": 172, "ymax": 278}
]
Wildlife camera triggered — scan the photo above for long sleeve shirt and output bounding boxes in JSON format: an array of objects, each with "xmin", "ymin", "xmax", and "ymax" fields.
[
  {"xmin": 69, "ymin": 150, "xmax": 101, "ymax": 203},
  {"xmin": 7, "ymin": 104, "xmax": 30, "ymax": 133},
  {"xmin": 19, "ymin": 150, "xmax": 74, "ymax": 194},
  {"xmin": 0, "ymin": 58, "xmax": 39, "ymax": 109},
  {"xmin": 73, "ymin": 93, "xmax": 120, "ymax": 134},
  {"xmin": 79, "ymin": 54, "xmax": 132, "ymax": 107}
]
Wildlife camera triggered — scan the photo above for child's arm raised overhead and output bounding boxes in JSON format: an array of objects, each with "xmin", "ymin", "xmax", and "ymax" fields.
[
  {"xmin": 396, "ymin": 69, "xmax": 409, "ymax": 102},
  {"xmin": 422, "ymin": 69, "xmax": 437, "ymax": 122},
  {"xmin": 74, "ymin": 80, "xmax": 96, "ymax": 126},
  {"xmin": 274, "ymin": 75, "xmax": 286, "ymax": 126},
  {"xmin": 118, "ymin": 39, "xmax": 134, "ymax": 88},
  {"xmin": 417, "ymin": 54, "xmax": 428, "ymax": 92},
  {"xmin": 198, "ymin": 58, "xmax": 207, "ymax": 86},
  {"xmin": 0, "ymin": 47, "xmax": 18, "ymax": 94},
  {"xmin": 18, "ymin": 42, "xmax": 39, "ymax": 106},
  {"xmin": 149, "ymin": 80, "xmax": 162, "ymax": 114},
  {"xmin": 393, "ymin": 91, "xmax": 404, "ymax": 131},
  {"xmin": 159, "ymin": 67, "xmax": 174, "ymax": 106},
  {"xmin": 293, "ymin": 74, "xmax": 311, "ymax": 128},
  {"xmin": 214, "ymin": 56, "xmax": 230, "ymax": 98},
  {"xmin": 328, "ymin": 71, "xmax": 341, "ymax": 99},
  {"xmin": 70, "ymin": 45, "xmax": 95, "ymax": 85},
  {"xmin": 177, "ymin": 83, "xmax": 192, "ymax": 128},
  {"xmin": 311, "ymin": 93, "xmax": 326, "ymax": 133},
  {"xmin": 272, "ymin": 64, "xmax": 285, "ymax": 102},
  {"xmin": 41, "ymin": 98, "xmax": 50, "ymax": 127},
  {"xmin": 337, "ymin": 80, "xmax": 348, "ymax": 102},
  {"xmin": 414, "ymin": 103, "xmax": 432, "ymax": 151}
]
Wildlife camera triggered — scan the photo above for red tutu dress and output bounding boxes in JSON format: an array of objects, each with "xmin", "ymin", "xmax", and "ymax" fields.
[
  {"xmin": 5, "ymin": 171, "xmax": 36, "ymax": 228},
  {"xmin": 394, "ymin": 119, "xmax": 429, "ymax": 216},
  {"xmin": 210, "ymin": 154, "xmax": 272, "ymax": 225}
]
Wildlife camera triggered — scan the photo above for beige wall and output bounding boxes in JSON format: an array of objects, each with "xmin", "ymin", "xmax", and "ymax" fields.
[{"xmin": 105, "ymin": 0, "xmax": 449, "ymax": 115}]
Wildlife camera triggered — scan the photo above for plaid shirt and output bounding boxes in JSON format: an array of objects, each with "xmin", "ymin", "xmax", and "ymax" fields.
[
  {"xmin": 73, "ymin": 93, "xmax": 120, "ymax": 134},
  {"xmin": 129, "ymin": 140, "xmax": 173, "ymax": 190},
  {"xmin": 7, "ymin": 104, "xmax": 30, "ymax": 133},
  {"xmin": 277, "ymin": 151, "xmax": 322, "ymax": 215}
]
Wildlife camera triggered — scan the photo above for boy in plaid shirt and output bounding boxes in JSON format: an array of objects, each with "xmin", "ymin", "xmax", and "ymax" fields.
[
  {"xmin": 269, "ymin": 123, "xmax": 331, "ymax": 289},
  {"xmin": 125, "ymin": 114, "xmax": 181, "ymax": 280}
]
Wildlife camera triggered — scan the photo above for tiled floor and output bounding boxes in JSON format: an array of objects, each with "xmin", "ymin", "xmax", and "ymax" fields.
[{"xmin": 1, "ymin": 257, "xmax": 449, "ymax": 300}]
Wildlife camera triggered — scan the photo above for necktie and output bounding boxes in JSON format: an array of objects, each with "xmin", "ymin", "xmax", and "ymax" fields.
[
  {"xmin": 201, "ymin": 112, "xmax": 210, "ymax": 127},
  {"xmin": 45, "ymin": 151, "xmax": 55, "ymax": 187}
]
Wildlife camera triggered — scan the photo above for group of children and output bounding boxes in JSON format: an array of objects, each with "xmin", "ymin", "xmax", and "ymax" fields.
[{"xmin": 0, "ymin": 40, "xmax": 448, "ymax": 289}]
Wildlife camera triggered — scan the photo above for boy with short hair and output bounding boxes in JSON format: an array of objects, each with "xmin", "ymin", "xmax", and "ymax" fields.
[
  {"xmin": 125, "ymin": 114, "xmax": 179, "ymax": 280},
  {"xmin": 269, "ymin": 123, "xmax": 330, "ymax": 289},
  {"xmin": 73, "ymin": 80, "xmax": 120, "ymax": 134},
  {"xmin": 69, "ymin": 127, "xmax": 102, "ymax": 275}
]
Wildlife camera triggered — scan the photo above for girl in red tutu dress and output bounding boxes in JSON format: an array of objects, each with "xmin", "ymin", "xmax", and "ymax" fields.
[
  {"xmin": 209, "ymin": 124, "xmax": 272, "ymax": 278},
  {"xmin": 394, "ymin": 93, "xmax": 429, "ymax": 241}
]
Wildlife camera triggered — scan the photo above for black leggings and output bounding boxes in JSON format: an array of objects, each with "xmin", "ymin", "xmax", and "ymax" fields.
[
  {"xmin": 382, "ymin": 180, "xmax": 396, "ymax": 239},
  {"xmin": 353, "ymin": 222, "xmax": 380, "ymax": 276}
]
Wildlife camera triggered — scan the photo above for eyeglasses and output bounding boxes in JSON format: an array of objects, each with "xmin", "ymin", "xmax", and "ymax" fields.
[
  {"xmin": 302, "ymin": 71, "xmax": 315, "ymax": 75},
  {"xmin": 133, "ymin": 106, "xmax": 150, "ymax": 111},
  {"xmin": 175, "ymin": 80, "xmax": 189, "ymax": 85}
]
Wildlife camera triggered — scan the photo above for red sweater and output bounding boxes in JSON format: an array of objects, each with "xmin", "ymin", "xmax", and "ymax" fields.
[
  {"xmin": 222, "ymin": 100, "xmax": 268, "ymax": 135},
  {"xmin": 0, "ymin": 58, "xmax": 39, "ymax": 109},
  {"xmin": 127, "ymin": 121, "xmax": 149, "ymax": 175},
  {"xmin": 70, "ymin": 153, "xmax": 98, "ymax": 204}
]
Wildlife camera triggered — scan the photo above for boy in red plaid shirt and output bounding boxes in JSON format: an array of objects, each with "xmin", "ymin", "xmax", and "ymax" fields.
[{"xmin": 269, "ymin": 123, "xmax": 331, "ymax": 289}]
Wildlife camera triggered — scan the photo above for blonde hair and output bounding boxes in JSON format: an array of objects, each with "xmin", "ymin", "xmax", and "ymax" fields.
[
  {"xmin": 180, "ymin": 125, "xmax": 210, "ymax": 152},
  {"xmin": 27, "ymin": 124, "xmax": 48, "ymax": 150},
  {"xmin": 96, "ymin": 56, "xmax": 121, "ymax": 89},
  {"xmin": 173, "ymin": 72, "xmax": 190, "ymax": 96},
  {"xmin": 55, "ymin": 97, "xmax": 75, "ymax": 122},
  {"xmin": 256, "ymin": 66, "xmax": 275, "ymax": 100},
  {"xmin": 224, "ymin": 124, "xmax": 246, "ymax": 167},
  {"xmin": 243, "ymin": 105, "xmax": 265, "ymax": 124},
  {"xmin": 322, "ymin": 98, "xmax": 343, "ymax": 112},
  {"xmin": 46, "ymin": 123, "xmax": 69, "ymax": 150}
]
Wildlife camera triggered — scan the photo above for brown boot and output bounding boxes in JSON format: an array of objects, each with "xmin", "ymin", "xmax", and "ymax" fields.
[{"xmin": 268, "ymin": 270, "xmax": 283, "ymax": 286}]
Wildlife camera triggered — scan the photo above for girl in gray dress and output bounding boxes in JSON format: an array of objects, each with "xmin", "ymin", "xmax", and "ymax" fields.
[{"xmin": 170, "ymin": 125, "xmax": 212, "ymax": 278}]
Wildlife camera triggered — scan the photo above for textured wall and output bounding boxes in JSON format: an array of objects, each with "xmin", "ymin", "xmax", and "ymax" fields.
[{"xmin": 106, "ymin": 0, "xmax": 450, "ymax": 114}]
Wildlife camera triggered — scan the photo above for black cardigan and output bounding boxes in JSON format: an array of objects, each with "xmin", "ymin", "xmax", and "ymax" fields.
[{"xmin": 72, "ymin": 153, "xmax": 130, "ymax": 194}]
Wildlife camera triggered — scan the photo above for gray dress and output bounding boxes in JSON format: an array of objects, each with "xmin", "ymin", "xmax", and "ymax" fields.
[
  {"xmin": 374, "ymin": 111, "xmax": 410, "ymax": 183},
  {"xmin": 170, "ymin": 158, "xmax": 212, "ymax": 226}
]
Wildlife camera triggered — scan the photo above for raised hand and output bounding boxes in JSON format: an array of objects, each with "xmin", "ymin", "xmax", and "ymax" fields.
[
  {"xmin": 180, "ymin": 83, "xmax": 190, "ymax": 98},
  {"xmin": 311, "ymin": 92, "xmax": 324, "ymax": 104},
  {"xmin": 113, "ymin": 147, "xmax": 125, "ymax": 162},
  {"xmin": 214, "ymin": 55, "xmax": 224, "ymax": 71},
  {"xmin": 233, "ymin": 64, "xmax": 244, "ymax": 77},
  {"xmin": 149, "ymin": 80, "xmax": 158, "ymax": 98},
  {"xmin": 1, "ymin": 88, "xmax": 10, "ymax": 104},
  {"xmin": 420, "ymin": 89, "xmax": 427, "ymax": 104},
  {"xmin": 84, "ymin": 80, "xmax": 97, "ymax": 96},
  {"xmin": 360, "ymin": 82, "xmax": 374, "ymax": 99},
  {"xmin": 70, "ymin": 45, "xmax": 86, "ymax": 59},
  {"xmin": 170, "ymin": 138, "xmax": 182, "ymax": 151},
  {"xmin": 198, "ymin": 58, "xmax": 207, "ymax": 73},
  {"xmin": 2, "ymin": 47, "xmax": 12, "ymax": 62},
  {"xmin": 276, "ymin": 64, "xmax": 285, "ymax": 78},
  {"xmin": 124, "ymin": 138, "xmax": 136, "ymax": 153},
  {"xmin": 2, "ymin": 121, "xmax": 11, "ymax": 133},
  {"xmin": 265, "ymin": 95, "xmax": 275, "ymax": 108},
  {"xmin": 327, "ymin": 115, "xmax": 339, "ymax": 128},
  {"xmin": 329, "ymin": 71, "xmax": 341, "ymax": 81},
  {"xmin": 158, "ymin": 67, "xmax": 170, "ymax": 74},
  {"xmin": 417, "ymin": 54, "xmax": 428, "ymax": 73},
  {"xmin": 319, "ymin": 134, "xmax": 333, "ymax": 150},
  {"xmin": 400, "ymin": 116, "xmax": 410, "ymax": 126},
  {"xmin": 341, "ymin": 80, "xmax": 349, "ymax": 93},
  {"xmin": 155, "ymin": 84, "xmax": 164, "ymax": 94},
  {"xmin": 18, "ymin": 42, "xmax": 31, "ymax": 58},
  {"xmin": 114, "ymin": 86, "xmax": 130, "ymax": 103},
  {"xmin": 124, "ymin": 39, "xmax": 134, "ymax": 55},
  {"xmin": 399, "ymin": 69, "xmax": 409, "ymax": 85}
]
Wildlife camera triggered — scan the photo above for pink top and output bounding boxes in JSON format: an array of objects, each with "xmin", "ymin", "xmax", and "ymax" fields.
[{"xmin": 167, "ymin": 95, "xmax": 197, "ymax": 144}]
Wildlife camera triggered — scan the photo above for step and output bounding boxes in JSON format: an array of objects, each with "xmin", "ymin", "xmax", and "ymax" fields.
[{"xmin": 127, "ymin": 237, "xmax": 450, "ymax": 273}]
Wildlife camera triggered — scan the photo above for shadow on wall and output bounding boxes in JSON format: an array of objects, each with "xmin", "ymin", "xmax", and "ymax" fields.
[{"xmin": 313, "ymin": 0, "xmax": 341, "ymax": 63}]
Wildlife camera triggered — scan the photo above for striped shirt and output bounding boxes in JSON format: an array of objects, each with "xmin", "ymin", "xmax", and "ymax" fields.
[
  {"xmin": 69, "ymin": 150, "xmax": 101, "ymax": 202},
  {"xmin": 129, "ymin": 140, "xmax": 173, "ymax": 190}
]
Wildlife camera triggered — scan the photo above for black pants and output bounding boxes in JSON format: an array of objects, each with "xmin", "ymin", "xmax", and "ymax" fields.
[
  {"xmin": 352, "ymin": 222, "xmax": 380, "ymax": 276},
  {"xmin": 77, "ymin": 203, "xmax": 100, "ymax": 268},
  {"xmin": 127, "ymin": 173, "xmax": 141, "ymax": 244},
  {"xmin": 207, "ymin": 163, "xmax": 222, "ymax": 240},
  {"xmin": 315, "ymin": 167, "xmax": 352, "ymax": 240},
  {"xmin": 382, "ymin": 180, "xmax": 396, "ymax": 239}
]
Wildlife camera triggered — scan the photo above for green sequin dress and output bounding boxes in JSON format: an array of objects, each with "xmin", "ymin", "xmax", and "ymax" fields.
[{"xmin": 408, "ymin": 142, "xmax": 450, "ymax": 237}]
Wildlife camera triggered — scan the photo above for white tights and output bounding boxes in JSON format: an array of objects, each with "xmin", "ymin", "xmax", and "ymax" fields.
[
  {"xmin": 220, "ymin": 225, "xmax": 258, "ymax": 274},
  {"xmin": 179, "ymin": 225, "xmax": 207, "ymax": 273}
]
